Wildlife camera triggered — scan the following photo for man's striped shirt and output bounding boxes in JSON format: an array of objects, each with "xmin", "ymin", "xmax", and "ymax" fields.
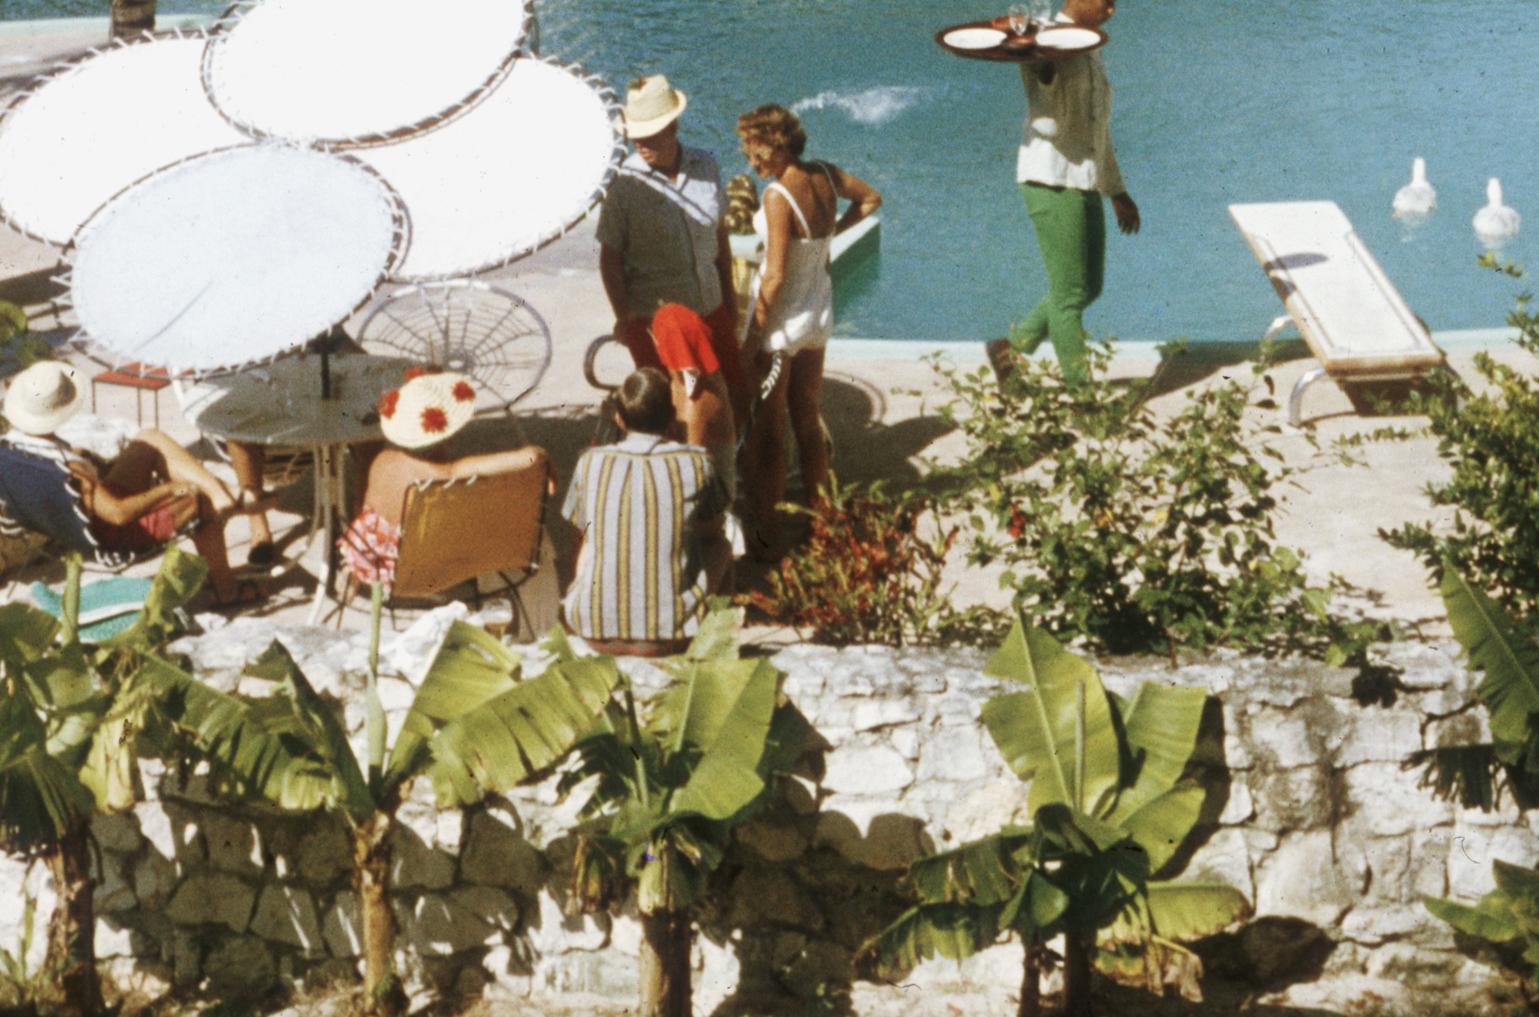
[{"xmin": 561, "ymin": 432, "xmax": 728, "ymax": 641}]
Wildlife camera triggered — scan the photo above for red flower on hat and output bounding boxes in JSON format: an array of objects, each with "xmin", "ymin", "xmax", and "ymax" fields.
[
  {"xmin": 451, "ymin": 380, "xmax": 475, "ymax": 403},
  {"xmin": 420, "ymin": 406, "xmax": 449, "ymax": 433},
  {"xmin": 378, "ymin": 389, "xmax": 400, "ymax": 419},
  {"xmin": 403, "ymin": 366, "xmax": 427, "ymax": 382}
]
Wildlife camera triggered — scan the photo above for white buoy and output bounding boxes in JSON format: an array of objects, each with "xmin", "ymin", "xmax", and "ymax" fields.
[
  {"xmin": 1392, "ymin": 157, "xmax": 1436, "ymax": 218},
  {"xmin": 1474, "ymin": 177, "xmax": 1521, "ymax": 248}
]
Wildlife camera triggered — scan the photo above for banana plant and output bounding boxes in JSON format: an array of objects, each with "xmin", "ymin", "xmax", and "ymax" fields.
[
  {"xmin": 0, "ymin": 548, "xmax": 206, "ymax": 1017},
  {"xmin": 1420, "ymin": 565, "xmax": 1539, "ymax": 994},
  {"xmin": 562, "ymin": 606, "xmax": 819, "ymax": 1017},
  {"xmin": 1408, "ymin": 565, "xmax": 1539, "ymax": 811},
  {"xmin": 865, "ymin": 615, "xmax": 1248, "ymax": 1017},
  {"xmin": 143, "ymin": 585, "xmax": 621, "ymax": 1017}
]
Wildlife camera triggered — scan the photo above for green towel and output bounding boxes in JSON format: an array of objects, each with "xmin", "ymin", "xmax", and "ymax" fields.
[{"xmin": 31, "ymin": 576, "xmax": 153, "ymax": 642}]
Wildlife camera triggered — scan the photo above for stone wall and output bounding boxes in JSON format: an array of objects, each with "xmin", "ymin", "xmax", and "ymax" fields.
[{"xmin": 0, "ymin": 609, "xmax": 1529, "ymax": 1015}]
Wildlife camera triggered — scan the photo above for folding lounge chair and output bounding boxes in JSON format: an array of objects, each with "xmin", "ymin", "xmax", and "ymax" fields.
[
  {"xmin": 0, "ymin": 444, "xmax": 134, "ymax": 570},
  {"xmin": 335, "ymin": 449, "xmax": 552, "ymax": 632},
  {"xmin": 1229, "ymin": 201, "xmax": 1445, "ymax": 425}
]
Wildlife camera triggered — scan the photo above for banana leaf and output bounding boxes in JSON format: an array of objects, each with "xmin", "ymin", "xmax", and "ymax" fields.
[
  {"xmin": 0, "ymin": 693, "xmax": 94, "ymax": 851},
  {"xmin": 1138, "ymin": 881, "xmax": 1251, "ymax": 941},
  {"xmin": 0, "ymin": 602, "xmax": 59, "ymax": 670},
  {"xmin": 1118, "ymin": 785, "xmax": 1206, "ymax": 872},
  {"xmin": 864, "ymin": 900, "xmax": 1006, "ymax": 973},
  {"xmin": 909, "ymin": 831, "xmax": 1033, "ymax": 905},
  {"xmin": 680, "ymin": 601, "xmax": 745, "ymax": 662},
  {"xmin": 137, "ymin": 655, "xmax": 344, "ymax": 814},
  {"xmin": 424, "ymin": 653, "xmax": 622, "ymax": 805},
  {"xmin": 1440, "ymin": 567, "xmax": 1539, "ymax": 762},
  {"xmin": 386, "ymin": 622, "xmax": 526, "ymax": 789},
  {"xmin": 1425, "ymin": 892, "xmax": 1521, "ymax": 943},
  {"xmin": 668, "ymin": 659, "xmax": 780, "ymax": 821},
  {"xmin": 982, "ymin": 617, "xmax": 1120, "ymax": 814},
  {"xmin": 1105, "ymin": 683, "xmax": 1208, "ymax": 827},
  {"xmin": 100, "ymin": 546, "xmax": 206, "ymax": 650}
]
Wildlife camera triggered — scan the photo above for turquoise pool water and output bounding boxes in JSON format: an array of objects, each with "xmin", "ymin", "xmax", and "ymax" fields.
[{"xmin": 7, "ymin": 1, "xmax": 1539, "ymax": 343}]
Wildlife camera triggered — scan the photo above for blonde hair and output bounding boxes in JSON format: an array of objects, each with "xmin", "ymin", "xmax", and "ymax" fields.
[{"xmin": 735, "ymin": 104, "xmax": 807, "ymax": 159}]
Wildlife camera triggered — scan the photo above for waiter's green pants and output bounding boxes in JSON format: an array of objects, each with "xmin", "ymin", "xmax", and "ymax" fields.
[{"xmin": 1012, "ymin": 182, "xmax": 1106, "ymax": 384}]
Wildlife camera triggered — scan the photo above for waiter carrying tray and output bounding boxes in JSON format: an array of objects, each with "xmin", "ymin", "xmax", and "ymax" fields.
[{"xmin": 996, "ymin": 0, "xmax": 1139, "ymax": 385}]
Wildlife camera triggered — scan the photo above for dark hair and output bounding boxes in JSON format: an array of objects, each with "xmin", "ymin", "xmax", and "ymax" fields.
[
  {"xmin": 617, "ymin": 367, "xmax": 674, "ymax": 434},
  {"xmin": 736, "ymin": 104, "xmax": 807, "ymax": 158}
]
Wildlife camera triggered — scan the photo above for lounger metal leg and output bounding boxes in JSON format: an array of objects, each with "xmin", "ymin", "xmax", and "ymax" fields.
[
  {"xmin": 1289, "ymin": 366, "xmax": 1329, "ymax": 427},
  {"xmin": 1262, "ymin": 314, "xmax": 1294, "ymax": 345}
]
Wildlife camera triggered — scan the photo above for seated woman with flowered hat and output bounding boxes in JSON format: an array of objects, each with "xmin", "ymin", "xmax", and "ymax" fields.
[{"xmin": 338, "ymin": 368, "xmax": 547, "ymax": 594}]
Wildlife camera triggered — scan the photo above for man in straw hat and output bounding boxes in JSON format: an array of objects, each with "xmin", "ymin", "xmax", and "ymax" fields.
[
  {"xmin": 597, "ymin": 74, "xmax": 749, "ymax": 428},
  {"xmin": 0, "ymin": 360, "xmax": 263, "ymax": 606},
  {"xmin": 338, "ymin": 368, "xmax": 548, "ymax": 595},
  {"xmin": 561, "ymin": 367, "xmax": 731, "ymax": 657}
]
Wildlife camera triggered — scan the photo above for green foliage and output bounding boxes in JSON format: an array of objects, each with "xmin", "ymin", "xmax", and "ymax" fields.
[
  {"xmin": 1426, "ymin": 860, "xmax": 1539, "ymax": 995},
  {"xmin": 1380, "ymin": 260, "xmax": 1539, "ymax": 621},
  {"xmin": 1407, "ymin": 566, "xmax": 1539, "ymax": 812},
  {"xmin": 865, "ymin": 615, "xmax": 1249, "ymax": 1002},
  {"xmin": 748, "ymin": 474, "xmax": 964, "ymax": 646},
  {"xmin": 0, "ymin": 301, "xmax": 52, "ymax": 435},
  {"xmin": 0, "ymin": 886, "xmax": 61, "ymax": 1011},
  {"xmin": 564, "ymin": 605, "xmax": 819, "ymax": 918},
  {"xmin": 931, "ymin": 343, "xmax": 1374, "ymax": 661}
]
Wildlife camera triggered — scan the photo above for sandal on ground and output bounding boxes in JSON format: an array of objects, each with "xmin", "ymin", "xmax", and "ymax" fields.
[{"xmin": 246, "ymin": 541, "xmax": 279, "ymax": 568}]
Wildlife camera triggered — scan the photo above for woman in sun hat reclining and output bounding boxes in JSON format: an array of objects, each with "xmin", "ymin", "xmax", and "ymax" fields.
[
  {"xmin": 0, "ymin": 360, "xmax": 264, "ymax": 606},
  {"xmin": 338, "ymin": 368, "xmax": 548, "ymax": 594}
]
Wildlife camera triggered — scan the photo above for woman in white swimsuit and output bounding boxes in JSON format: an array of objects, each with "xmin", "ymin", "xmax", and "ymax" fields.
[{"xmin": 736, "ymin": 104, "xmax": 881, "ymax": 558}]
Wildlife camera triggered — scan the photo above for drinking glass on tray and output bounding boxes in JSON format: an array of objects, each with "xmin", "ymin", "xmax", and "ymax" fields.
[{"xmin": 1007, "ymin": 3, "xmax": 1030, "ymax": 35}]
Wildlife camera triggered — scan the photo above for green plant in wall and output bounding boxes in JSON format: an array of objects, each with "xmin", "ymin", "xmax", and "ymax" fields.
[
  {"xmin": 564, "ymin": 605, "xmax": 819, "ymax": 1017},
  {"xmin": 865, "ymin": 615, "xmax": 1249, "ymax": 1017},
  {"xmin": 931, "ymin": 343, "xmax": 1375, "ymax": 663},
  {"xmin": 1419, "ymin": 564, "xmax": 1539, "ymax": 1000},
  {"xmin": 145, "ymin": 587, "xmax": 621, "ymax": 1017},
  {"xmin": 0, "ymin": 548, "xmax": 206, "ymax": 1017}
]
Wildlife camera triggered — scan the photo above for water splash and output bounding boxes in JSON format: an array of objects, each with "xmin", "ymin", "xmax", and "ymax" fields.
[{"xmin": 791, "ymin": 85, "xmax": 926, "ymax": 126}]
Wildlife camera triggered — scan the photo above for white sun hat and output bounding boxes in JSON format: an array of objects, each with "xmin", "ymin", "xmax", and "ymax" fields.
[
  {"xmin": 0, "ymin": 34, "xmax": 247, "ymax": 247},
  {"xmin": 66, "ymin": 143, "xmax": 407, "ymax": 376},
  {"xmin": 353, "ymin": 58, "xmax": 624, "ymax": 281},
  {"xmin": 4, "ymin": 361, "xmax": 86, "ymax": 436},
  {"xmin": 202, "ymin": 0, "xmax": 535, "ymax": 147},
  {"xmin": 622, "ymin": 74, "xmax": 688, "ymax": 139},
  {"xmin": 377, "ymin": 370, "xmax": 477, "ymax": 449}
]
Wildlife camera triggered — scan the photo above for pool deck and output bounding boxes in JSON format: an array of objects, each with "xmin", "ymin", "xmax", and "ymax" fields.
[{"xmin": 2, "ymin": 18, "xmax": 1533, "ymax": 646}]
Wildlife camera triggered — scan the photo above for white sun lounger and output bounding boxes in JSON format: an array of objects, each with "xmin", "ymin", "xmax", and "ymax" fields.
[{"xmin": 1229, "ymin": 200, "xmax": 1445, "ymax": 425}]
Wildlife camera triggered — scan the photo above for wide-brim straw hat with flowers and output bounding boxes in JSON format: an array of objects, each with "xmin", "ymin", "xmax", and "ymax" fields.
[
  {"xmin": 377, "ymin": 368, "xmax": 476, "ymax": 449},
  {"xmin": 623, "ymin": 74, "xmax": 688, "ymax": 139},
  {"xmin": 4, "ymin": 360, "xmax": 86, "ymax": 436}
]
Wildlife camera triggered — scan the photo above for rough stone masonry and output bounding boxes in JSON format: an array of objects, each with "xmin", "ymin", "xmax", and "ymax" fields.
[{"xmin": 0, "ymin": 605, "xmax": 1528, "ymax": 1016}]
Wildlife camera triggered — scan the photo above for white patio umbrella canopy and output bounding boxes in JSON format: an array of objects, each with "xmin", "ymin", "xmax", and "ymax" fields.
[
  {"xmin": 0, "ymin": 35, "xmax": 247, "ymax": 246},
  {"xmin": 203, "ymin": 0, "xmax": 534, "ymax": 146},
  {"xmin": 356, "ymin": 59, "xmax": 623, "ymax": 281},
  {"xmin": 68, "ymin": 145, "xmax": 405, "ymax": 375}
]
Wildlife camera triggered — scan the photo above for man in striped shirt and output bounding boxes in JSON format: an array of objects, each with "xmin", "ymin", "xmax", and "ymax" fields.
[{"xmin": 561, "ymin": 367, "xmax": 731, "ymax": 655}]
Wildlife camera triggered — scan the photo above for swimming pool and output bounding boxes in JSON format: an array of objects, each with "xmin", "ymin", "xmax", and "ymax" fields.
[{"xmin": 7, "ymin": 1, "xmax": 1539, "ymax": 344}]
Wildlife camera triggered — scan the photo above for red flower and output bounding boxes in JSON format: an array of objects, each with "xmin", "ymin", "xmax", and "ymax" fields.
[
  {"xmin": 420, "ymin": 406, "xmax": 449, "ymax": 433},
  {"xmin": 451, "ymin": 380, "xmax": 475, "ymax": 403},
  {"xmin": 378, "ymin": 389, "xmax": 400, "ymax": 419}
]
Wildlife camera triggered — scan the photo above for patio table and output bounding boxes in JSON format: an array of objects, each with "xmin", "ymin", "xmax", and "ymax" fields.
[{"xmin": 179, "ymin": 352, "xmax": 411, "ymax": 622}]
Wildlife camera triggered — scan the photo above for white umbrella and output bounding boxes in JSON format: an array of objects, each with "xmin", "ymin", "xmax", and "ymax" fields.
[
  {"xmin": 354, "ymin": 58, "xmax": 625, "ymax": 281},
  {"xmin": 202, "ymin": 0, "xmax": 536, "ymax": 147},
  {"xmin": 66, "ymin": 144, "xmax": 407, "ymax": 376},
  {"xmin": 0, "ymin": 33, "xmax": 247, "ymax": 246}
]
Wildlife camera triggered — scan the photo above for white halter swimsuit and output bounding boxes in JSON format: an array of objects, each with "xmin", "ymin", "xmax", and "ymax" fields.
[{"xmin": 749, "ymin": 163, "xmax": 835, "ymax": 354}]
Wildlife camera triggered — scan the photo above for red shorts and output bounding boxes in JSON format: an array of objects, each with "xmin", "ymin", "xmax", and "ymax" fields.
[
  {"xmin": 620, "ymin": 302, "xmax": 745, "ymax": 405},
  {"xmin": 91, "ymin": 501, "xmax": 180, "ymax": 552}
]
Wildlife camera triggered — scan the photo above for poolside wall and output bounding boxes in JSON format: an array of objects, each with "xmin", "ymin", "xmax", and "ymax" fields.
[{"xmin": 0, "ymin": 621, "xmax": 1527, "ymax": 1015}]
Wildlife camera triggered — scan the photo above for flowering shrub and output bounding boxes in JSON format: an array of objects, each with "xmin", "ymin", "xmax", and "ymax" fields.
[{"xmin": 747, "ymin": 475, "xmax": 963, "ymax": 646}]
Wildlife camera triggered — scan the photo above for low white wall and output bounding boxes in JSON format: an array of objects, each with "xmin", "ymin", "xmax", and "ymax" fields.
[{"xmin": 0, "ymin": 610, "xmax": 1524, "ymax": 1015}]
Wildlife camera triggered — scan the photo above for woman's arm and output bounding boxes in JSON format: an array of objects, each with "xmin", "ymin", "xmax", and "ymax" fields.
[
  {"xmin": 830, "ymin": 165, "xmax": 882, "ymax": 235},
  {"xmin": 70, "ymin": 461, "xmax": 190, "ymax": 526},
  {"xmin": 745, "ymin": 187, "xmax": 793, "ymax": 356}
]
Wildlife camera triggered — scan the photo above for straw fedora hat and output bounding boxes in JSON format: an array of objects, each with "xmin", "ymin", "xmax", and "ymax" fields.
[
  {"xmin": 377, "ymin": 369, "xmax": 477, "ymax": 450},
  {"xmin": 623, "ymin": 74, "xmax": 688, "ymax": 139},
  {"xmin": 4, "ymin": 360, "xmax": 85, "ymax": 436}
]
